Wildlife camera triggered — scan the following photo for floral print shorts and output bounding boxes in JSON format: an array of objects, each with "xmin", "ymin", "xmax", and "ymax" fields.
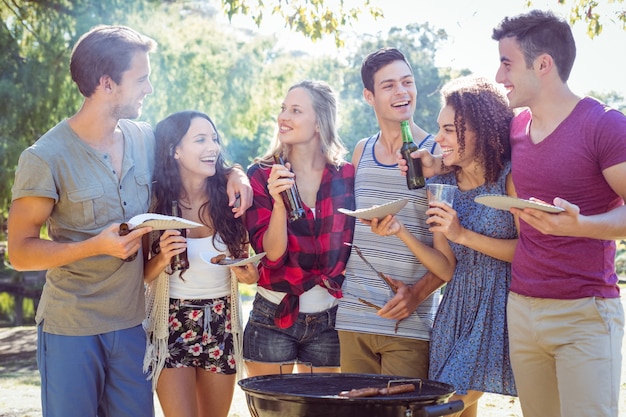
[{"xmin": 164, "ymin": 296, "xmax": 236, "ymax": 374}]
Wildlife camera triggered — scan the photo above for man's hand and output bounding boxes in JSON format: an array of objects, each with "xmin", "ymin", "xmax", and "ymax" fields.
[
  {"xmin": 377, "ymin": 279, "xmax": 417, "ymax": 320},
  {"xmin": 511, "ymin": 197, "xmax": 580, "ymax": 236},
  {"xmin": 227, "ymin": 166, "xmax": 253, "ymax": 218},
  {"xmin": 370, "ymin": 215, "xmax": 402, "ymax": 237},
  {"xmin": 378, "ymin": 272, "xmax": 446, "ymax": 321},
  {"xmin": 102, "ymin": 223, "xmax": 152, "ymax": 260}
]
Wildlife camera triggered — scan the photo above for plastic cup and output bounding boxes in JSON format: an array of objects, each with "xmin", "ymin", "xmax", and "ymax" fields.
[{"xmin": 426, "ymin": 184, "xmax": 458, "ymax": 207}]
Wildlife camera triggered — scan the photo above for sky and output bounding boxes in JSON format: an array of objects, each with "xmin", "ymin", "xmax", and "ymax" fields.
[{"xmin": 225, "ymin": 0, "xmax": 626, "ymax": 101}]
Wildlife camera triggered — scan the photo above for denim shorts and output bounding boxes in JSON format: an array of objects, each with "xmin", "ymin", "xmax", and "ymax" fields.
[{"xmin": 243, "ymin": 293, "xmax": 340, "ymax": 367}]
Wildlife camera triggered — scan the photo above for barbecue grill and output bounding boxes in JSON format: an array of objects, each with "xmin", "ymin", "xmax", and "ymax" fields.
[{"xmin": 238, "ymin": 373, "xmax": 464, "ymax": 417}]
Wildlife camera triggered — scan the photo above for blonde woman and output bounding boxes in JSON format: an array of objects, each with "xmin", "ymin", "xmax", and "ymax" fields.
[{"xmin": 243, "ymin": 80, "xmax": 355, "ymax": 376}]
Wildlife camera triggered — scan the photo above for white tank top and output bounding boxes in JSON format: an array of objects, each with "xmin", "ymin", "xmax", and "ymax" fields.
[
  {"xmin": 168, "ymin": 235, "xmax": 231, "ymax": 299},
  {"xmin": 257, "ymin": 285, "xmax": 337, "ymax": 313}
]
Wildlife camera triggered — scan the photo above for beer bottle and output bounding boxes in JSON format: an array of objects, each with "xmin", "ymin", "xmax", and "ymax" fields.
[
  {"xmin": 170, "ymin": 200, "xmax": 190, "ymax": 271},
  {"xmin": 273, "ymin": 153, "xmax": 306, "ymax": 222},
  {"xmin": 400, "ymin": 120, "xmax": 426, "ymax": 190},
  {"xmin": 118, "ymin": 222, "xmax": 138, "ymax": 262}
]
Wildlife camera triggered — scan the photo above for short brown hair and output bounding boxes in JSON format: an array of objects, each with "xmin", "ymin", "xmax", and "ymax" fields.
[
  {"xmin": 492, "ymin": 10, "xmax": 576, "ymax": 82},
  {"xmin": 360, "ymin": 47, "xmax": 413, "ymax": 94},
  {"xmin": 70, "ymin": 25, "xmax": 157, "ymax": 97}
]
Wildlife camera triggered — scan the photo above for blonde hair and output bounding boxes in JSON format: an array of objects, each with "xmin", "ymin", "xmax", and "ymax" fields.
[{"xmin": 256, "ymin": 80, "xmax": 347, "ymax": 167}]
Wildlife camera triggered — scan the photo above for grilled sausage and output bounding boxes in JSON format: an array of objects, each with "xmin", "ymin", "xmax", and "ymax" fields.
[
  {"xmin": 339, "ymin": 387, "xmax": 380, "ymax": 398},
  {"xmin": 378, "ymin": 383, "xmax": 415, "ymax": 395},
  {"xmin": 210, "ymin": 254, "xmax": 227, "ymax": 264}
]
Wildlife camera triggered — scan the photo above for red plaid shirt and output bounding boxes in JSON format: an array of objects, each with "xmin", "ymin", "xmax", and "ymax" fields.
[{"xmin": 245, "ymin": 162, "xmax": 355, "ymax": 328}]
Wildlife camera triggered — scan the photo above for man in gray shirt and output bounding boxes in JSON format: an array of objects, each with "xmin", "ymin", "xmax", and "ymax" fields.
[{"xmin": 8, "ymin": 25, "xmax": 250, "ymax": 417}]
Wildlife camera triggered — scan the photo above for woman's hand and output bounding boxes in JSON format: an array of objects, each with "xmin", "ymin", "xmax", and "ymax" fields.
[
  {"xmin": 267, "ymin": 161, "xmax": 296, "ymax": 210},
  {"xmin": 397, "ymin": 149, "xmax": 442, "ymax": 178},
  {"xmin": 377, "ymin": 280, "xmax": 416, "ymax": 320},
  {"xmin": 144, "ymin": 229, "xmax": 186, "ymax": 283},
  {"xmin": 156, "ymin": 229, "xmax": 187, "ymax": 265},
  {"xmin": 426, "ymin": 202, "xmax": 464, "ymax": 243}
]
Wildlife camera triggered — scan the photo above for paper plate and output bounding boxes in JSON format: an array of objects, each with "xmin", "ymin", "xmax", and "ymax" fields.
[
  {"xmin": 127, "ymin": 213, "xmax": 203, "ymax": 230},
  {"xmin": 338, "ymin": 198, "xmax": 408, "ymax": 220},
  {"xmin": 200, "ymin": 252, "xmax": 267, "ymax": 267},
  {"xmin": 474, "ymin": 194, "xmax": 564, "ymax": 213}
]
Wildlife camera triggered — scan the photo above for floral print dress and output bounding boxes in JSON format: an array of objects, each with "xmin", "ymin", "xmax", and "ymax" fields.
[{"xmin": 428, "ymin": 161, "xmax": 517, "ymax": 396}]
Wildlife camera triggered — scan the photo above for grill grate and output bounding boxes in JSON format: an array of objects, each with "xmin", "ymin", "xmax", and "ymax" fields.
[{"xmin": 240, "ymin": 373, "xmax": 454, "ymax": 402}]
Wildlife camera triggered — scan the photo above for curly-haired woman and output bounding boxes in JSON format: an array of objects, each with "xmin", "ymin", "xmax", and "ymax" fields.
[{"xmin": 372, "ymin": 76, "xmax": 518, "ymax": 417}]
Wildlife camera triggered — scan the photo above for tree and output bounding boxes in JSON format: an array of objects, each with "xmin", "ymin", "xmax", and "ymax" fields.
[
  {"xmin": 0, "ymin": 2, "xmax": 145, "ymax": 231},
  {"xmin": 526, "ymin": 0, "xmax": 626, "ymax": 38},
  {"xmin": 587, "ymin": 90, "xmax": 626, "ymax": 113},
  {"xmin": 0, "ymin": 1, "xmax": 159, "ymax": 232},
  {"xmin": 0, "ymin": 0, "xmax": 454, "ymax": 229},
  {"xmin": 0, "ymin": 0, "xmax": 325, "ymax": 210},
  {"xmin": 220, "ymin": 0, "xmax": 624, "ymax": 40},
  {"xmin": 220, "ymin": 0, "xmax": 384, "ymax": 46}
]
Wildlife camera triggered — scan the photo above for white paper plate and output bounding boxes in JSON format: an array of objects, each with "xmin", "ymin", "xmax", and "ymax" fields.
[
  {"xmin": 200, "ymin": 252, "xmax": 267, "ymax": 267},
  {"xmin": 475, "ymin": 194, "xmax": 565, "ymax": 213},
  {"xmin": 127, "ymin": 213, "xmax": 203, "ymax": 230},
  {"xmin": 338, "ymin": 198, "xmax": 409, "ymax": 220}
]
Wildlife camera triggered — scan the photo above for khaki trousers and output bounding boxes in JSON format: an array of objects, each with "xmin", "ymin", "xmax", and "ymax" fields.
[
  {"xmin": 338, "ymin": 330, "xmax": 429, "ymax": 378},
  {"xmin": 507, "ymin": 292, "xmax": 624, "ymax": 417}
]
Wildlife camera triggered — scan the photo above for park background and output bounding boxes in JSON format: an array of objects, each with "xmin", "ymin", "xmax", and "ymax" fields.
[{"xmin": 1, "ymin": 0, "xmax": 625, "ymax": 415}]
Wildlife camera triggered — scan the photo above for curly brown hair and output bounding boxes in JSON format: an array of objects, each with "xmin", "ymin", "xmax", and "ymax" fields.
[{"xmin": 441, "ymin": 76, "xmax": 514, "ymax": 184}]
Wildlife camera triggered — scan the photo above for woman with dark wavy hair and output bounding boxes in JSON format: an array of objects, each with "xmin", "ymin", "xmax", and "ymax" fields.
[
  {"xmin": 142, "ymin": 110, "xmax": 255, "ymax": 417},
  {"xmin": 373, "ymin": 76, "xmax": 518, "ymax": 417}
]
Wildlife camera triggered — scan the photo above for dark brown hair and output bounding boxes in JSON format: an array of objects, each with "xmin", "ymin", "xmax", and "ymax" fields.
[
  {"xmin": 492, "ymin": 9, "xmax": 576, "ymax": 82},
  {"xmin": 152, "ymin": 110, "xmax": 247, "ymax": 258},
  {"xmin": 360, "ymin": 47, "xmax": 413, "ymax": 94}
]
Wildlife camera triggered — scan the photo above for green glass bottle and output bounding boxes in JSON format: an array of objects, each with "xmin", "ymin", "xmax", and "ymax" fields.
[{"xmin": 400, "ymin": 120, "xmax": 426, "ymax": 190}]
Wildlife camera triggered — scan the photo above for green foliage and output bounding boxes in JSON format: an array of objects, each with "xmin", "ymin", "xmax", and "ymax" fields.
[
  {"xmin": 587, "ymin": 90, "xmax": 626, "ymax": 113},
  {"xmin": 0, "ymin": 292, "xmax": 15, "ymax": 323},
  {"xmin": 0, "ymin": 292, "xmax": 35, "ymax": 326},
  {"xmin": 221, "ymin": 0, "xmax": 384, "ymax": 46},
  {"xmin": 123, "ymin": 3, "xmax": 321, "ymax": 168},
  {"xmin": 566, "ymin": 0, "xmax": 625, "ymax": 38},
  {"xmin": 530, "ymin": 0, "xmax": 626, "ymax": 38}
]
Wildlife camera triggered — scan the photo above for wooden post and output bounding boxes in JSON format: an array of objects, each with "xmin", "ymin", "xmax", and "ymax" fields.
[{"xmin": 14, "ymin": 294, "xmax": 24, "ymax": 326}]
